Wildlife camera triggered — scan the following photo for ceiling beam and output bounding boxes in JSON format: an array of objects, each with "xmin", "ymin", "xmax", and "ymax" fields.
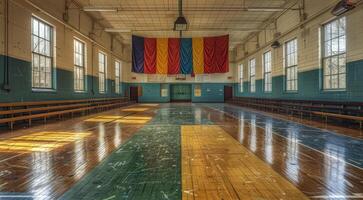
[{"xmin": 82, "ymin": 6, "xmax": 286, "ymax": 12}]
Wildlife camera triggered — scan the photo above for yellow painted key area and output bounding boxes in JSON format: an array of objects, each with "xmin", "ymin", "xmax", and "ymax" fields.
[{"xmin": 181, "ymin": 125, "xmax": 308, "ymax": 200}]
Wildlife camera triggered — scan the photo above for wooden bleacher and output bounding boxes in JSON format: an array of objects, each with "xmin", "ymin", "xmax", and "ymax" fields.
[
  {"xmin": 227, "ymin": 97, "xmax": 363, "ymax": 128},
  {"xmin": 0, "ymin": 97, "xmax": 131, "ymax": 129}
]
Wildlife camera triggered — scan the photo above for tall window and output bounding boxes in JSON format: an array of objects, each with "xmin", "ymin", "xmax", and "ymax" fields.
[
  {"xmin": 98, "ymin": 52, "xmax": 107, "ymax": 93},
  {"xmin": 74, "ymin": 39, "xmax": 86, "ymax": 91},
  {"xmin": 249, "ymin": 59, "xmax": 256, "ymax": 93},
  {"xmin": 239, "ymin": 64, "xmax": 244, "ymax": 92},
  {"xmin": 115, "ymin": 60, "xmax": 121, "ymax": 94},
  {"xmin": 31, "ymin": 17, "xmax": 53, "ymax": 89},
  {"xmin": 263, "ymin": 51, "xmax": 272, "ymax": 92},
  {"xmin": 285, "ymin": 39, "xmax": 298, "ymax": 91},
  {"xmin": 323, "ymin": 17, "xmax": 346, "ymax": 90}
]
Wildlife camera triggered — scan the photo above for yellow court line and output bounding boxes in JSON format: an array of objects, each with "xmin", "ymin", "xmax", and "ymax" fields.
[
  {"xmin": 121, "ymin": 108, "xmax": 150, "ymax": 112},
  {"xmin": 137, "ymin": 104, "xmax": 159, "ymax": 107},
  {"xmin": 181, "ymin": 125, "xmax": 308, "ymax": 200}
]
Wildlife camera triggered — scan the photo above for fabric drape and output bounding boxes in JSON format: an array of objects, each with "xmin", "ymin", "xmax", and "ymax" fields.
[
  {"xmin": 203, "ymin": 36, "xmax": 217, "ymax": 73},
  {"xmin": 215, "ymin": 35, "xmax": 229, "ymax": 73},
  {"xmin": 167, "ymin": 38, "xmax": 180, "ymax": 74},
  {"xmin": 132, "ymin": 35, "xmax": 228, "ymax": 74},
  {"xmin": 192, "ymin": 38, "xmax": 204, "ymax": 74},
  {"xmin": 156, "ymin": 38, "xmax": 168, "ymax": 74},
  {"xmin": 180, "ymin": 38, "xmax": 193, "ymax": 74},
  {"xmin": 132, "ymin": 35, "xmax": 144, "ymax": 73},
  {"xmin": 144, "ymin": 38, "xmax": 157, "ymax": 74}
]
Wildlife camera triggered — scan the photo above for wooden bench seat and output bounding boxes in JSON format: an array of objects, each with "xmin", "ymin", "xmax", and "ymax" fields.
[
  {"xmin": 227, "ymin": 97, "xmax": 363, "ymax": 128},
  {"xmin": 0, "ymin": 97, "xmax": 130, "ymax": 129},
  {"xmin": 313, "ymin": 111, "xmax": 363, "ymax": 128}
]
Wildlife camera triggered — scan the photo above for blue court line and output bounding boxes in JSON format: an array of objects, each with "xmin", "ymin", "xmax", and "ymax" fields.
[{"xmin": 204, "ymin": 103, "xmax": 363, "ymax": 169}]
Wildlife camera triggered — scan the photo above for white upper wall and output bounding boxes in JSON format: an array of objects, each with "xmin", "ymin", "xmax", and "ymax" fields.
[
  {"xmin": 1, "ymin": 0, "xmax": 131, "ymax": 81},
  {"xmin": 235, "ymin": 0, "xmax": 363, "ymax": 81}
]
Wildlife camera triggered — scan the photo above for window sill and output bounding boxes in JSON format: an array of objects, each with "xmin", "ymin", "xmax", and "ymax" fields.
[
  {"xmin": 284, "ymin": 90, "xmax": 298, "ymax": 94},
  {"xmin": 321, "ymin": 89, "xmax": 346, "ymax": 93},
  {"xmin": 74, "ymin": 90, "xmax": 88, "ymax": 94},
  {"xmin": 32, "ymin": 88, "xmax": 56, "ymax": 93}
]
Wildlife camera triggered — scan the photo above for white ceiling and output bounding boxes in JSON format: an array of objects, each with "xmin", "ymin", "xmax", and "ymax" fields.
[{"xmin": 75, "ymin": 0, "xmax": 289, "ymax": 49}]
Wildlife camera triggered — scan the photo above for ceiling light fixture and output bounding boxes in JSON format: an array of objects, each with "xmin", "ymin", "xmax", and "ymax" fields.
[
  {"xmin": 174, "ymin": 0, "xmax": 188, "ymax": 31},
  {"xmin": 331, "ymin": 0, "xmax": 355, "ymax": 16},
  {"xmin": 83, "ymin": 7, "xmax": 118, "ymax": 12}
]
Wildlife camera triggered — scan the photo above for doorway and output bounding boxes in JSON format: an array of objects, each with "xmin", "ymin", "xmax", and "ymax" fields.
[
  {"xmin": 224, "ymin": 86, "xmax": 233, "ymax": 102},
  {"xmin": 170, "ymin": 84, "xmax": 192, "ymax": 102},
  {"xmin": 129, "ymin": 86, "xmax": 139, "ymax": 102}
]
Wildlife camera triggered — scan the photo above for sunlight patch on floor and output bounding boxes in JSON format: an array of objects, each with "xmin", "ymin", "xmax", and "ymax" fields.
[{"xmin": 0, "ymin": 132, "xmax": 91, "ymax": 152}]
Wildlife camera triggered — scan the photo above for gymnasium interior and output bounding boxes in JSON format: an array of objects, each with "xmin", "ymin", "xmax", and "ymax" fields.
[{"xmin": 0, "ymin": 0, "xmax": 362, "ymax": 199}]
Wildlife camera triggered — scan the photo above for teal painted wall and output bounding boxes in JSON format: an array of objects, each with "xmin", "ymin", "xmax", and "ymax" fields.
[
  {"xmin": 126, "ymin": 83, "xmax": 229, "ymax": 103},
  {"xmin": 0, "ymin": 55, "xmax": 126, "ymax": 102},
  {"xmin": 233, "ymin": 60, "xmax": 363, "ymax": 102},
  {"xmin": 192, "ymin": 83, "xmax": 228, "ymax": 103},
  {"xmin": 5, "ymin": 55, "xmax": 362, "ymax": 103},
  {"xmin": 128, "ymin": 83, "xmax": 170, "ymax": 103}
]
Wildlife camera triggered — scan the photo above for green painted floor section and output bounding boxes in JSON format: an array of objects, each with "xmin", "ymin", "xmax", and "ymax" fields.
[{"xmin": 60, "ymin": 104, "xmax": 211, "ymax": 200}]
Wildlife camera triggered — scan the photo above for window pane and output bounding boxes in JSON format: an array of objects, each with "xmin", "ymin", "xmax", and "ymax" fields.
[
  {"xmin": 324, "ymin": 40, "xmax": 332, "ymax": 57},
  {"xmin": 338, "ymin": 36, "xmax": 346, "ymax": 53},
  {"xmin": 331, "ymin": 57, "xmax": 338, "ymax": 74},
  {"xmin": 339, "ymin": 74, "xmax": 346, "ymax": 89},
  {"xmin": 339, "ymin": 54, "xmax": 346, "ymax": 73},
  {"xmin": 32, "ymin": 36, "xmax": 39, "ymax": 52},
  {"xmin": 39, "ymin": 22, "xmax": 45, "ymax": 38},
  {"xmin": 32, "ymin": 18, "xmax": 39, "ymax": 36},
  {"xmin": 331, "ymin": 21, "xmax": 339, "ymax": 38}
]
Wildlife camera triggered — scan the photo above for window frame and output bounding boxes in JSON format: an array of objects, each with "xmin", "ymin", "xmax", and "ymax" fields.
[
  {"xmin": 115, "ymin": 59, "xmax": 121, "ymax": 94},
  {"xmin": 284, "ymin": 38, "xmax": 298, "ymax": 92},
  {"xmin": 98, "ymin": 51, "xmax": 107, "ymax": 94},
  {"xmin": 31, "ymin": 16, "xmax": 55, "ymax": 90},
  {"xmin": 263, "ymin": 51, "xmax": 272, "ymax": 93},
  {"xmin": 239, "ymin": 63, "xmax": 244, "ymax": 93},
  {"xmin": 73, "ymin": 38, "xmax": 86, "ymax": 92},
  {"xmin": 249, "ymin": 58, "xmax": 256, "ymax": 93},
  {"xmin": 321, "ymin": 17, "xmax": 347, "ymax": 91}
]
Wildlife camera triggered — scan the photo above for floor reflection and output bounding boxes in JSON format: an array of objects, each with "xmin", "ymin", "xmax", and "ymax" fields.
[
  {"xmin": 286, "ymin": 125, "xmax": 300, "ymax": 184},
  {"xmin": 74, "ymin": 140, "xmax": 86, "ymax": 180},
  {"xmin": 114, "ymin": 123, "xmax": 122, "ymax": 148},
  {"xmin": 238, "ymin": 113, "xmax": 245, "ymax": 144},
  {"xmin": 204, "ymin": 103, "xmax": 363, "ymax": 198},
  {"xmin": 97, "ymin": 123, "xmax": 107, "ymax": 162},
  {"xmin": 265, "ymin": 120, "xmax": 273, "ymax": 164},
  {"xmin": 250, "ymin": 115, "xmax": 257, "ymax": 152},
  {"xmin": 324, "ymin": 142, "xmax": 347, "ymax": 197},
  {"xmin": 30, "ymin": 152, "xmax": 53, "ymax": 199}
]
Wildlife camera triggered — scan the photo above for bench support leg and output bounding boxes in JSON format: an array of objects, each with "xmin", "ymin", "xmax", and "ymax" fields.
[{"xmin": 9, "ymin": 122, "xmax": 14, "ymax": 130}]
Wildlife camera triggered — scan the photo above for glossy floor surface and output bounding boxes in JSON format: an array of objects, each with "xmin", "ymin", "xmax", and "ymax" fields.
[{"xmin": 0, "ymin": 103, "xmax": 362, "ymax": 199}]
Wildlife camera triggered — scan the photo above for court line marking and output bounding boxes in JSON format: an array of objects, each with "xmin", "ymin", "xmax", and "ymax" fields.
[{"xmin": 204, "ymin": 105, "xmax": 363, "ymax": 171}]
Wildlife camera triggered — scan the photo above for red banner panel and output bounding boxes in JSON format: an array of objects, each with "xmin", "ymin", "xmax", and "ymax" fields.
[
  {"xmin": 215, "ymin": 35, "xmax": 229, "ymax": 73},
  {"xmin": 168, "ymin": 38, "xmax": 180, "ymax": 74},
  {"xmin": 203, "ymin": 37, "xmax": 217, "ymax": 73},
  {"xmin": 144, "ymin": 38, "xmax": 157, "ymax": 74}
]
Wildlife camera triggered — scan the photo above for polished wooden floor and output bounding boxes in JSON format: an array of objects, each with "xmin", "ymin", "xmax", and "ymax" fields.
[
  {"xmin": 0, "ymin": 103, "xmax": 362, "ymax": 199},
  {"xmin": 182, "ymin": 125, "xmax": 307, "ymax": 200}
]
